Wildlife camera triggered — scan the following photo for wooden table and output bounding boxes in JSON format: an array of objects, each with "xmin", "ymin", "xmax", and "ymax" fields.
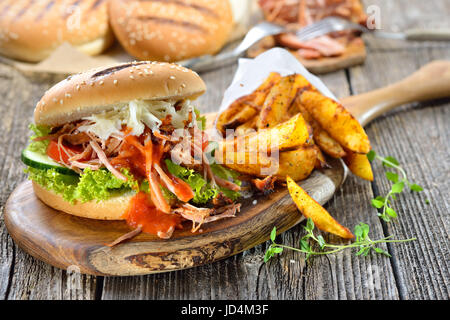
[{"xmin": 0, "ymin": 0, "xmax": 448, "ymax": 300}]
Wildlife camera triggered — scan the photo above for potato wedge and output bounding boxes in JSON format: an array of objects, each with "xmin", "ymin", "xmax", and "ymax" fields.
[
  {"xmin": 223, "ymin": 113, "xmax": 310, "ymax": 153},
  {"xmin": 216, "ymin": 145, "xmax": 317, "ymax": 179},
  {"xmin": 343, "ymin": 150, "xmax": 374, "ymax": 181},
  {"xmin": 235, "ymin": 115, "xmax": 258, "ymax": 136},
  {"xmin": 253, "ymin": 72, "xmax": 282, "ymax": 106},
  {"xmin": 291, "ymin": 96, "xmax": 346, "ymax": 158},
  {"xmin": 314, "ymin": 129, "xmax": 347, "ymax": 158},
  {"xmin": 216, "ymin": 94, "xmax": 254, "ymax": 135},
  {"xmin": 314, "ymin": 145, "xmax": 327, "ymax": 169},
  {"xmin": 222, "ymin": 104, "xmax": 258, "ymax": 131},
  {"xmin": 276, "ymin": 146, "xmax": 318, "ymax": 180},
  {"xmin": 300, "ymin": 91, "xmax": 371, "ymax": 154},
  {"xmin": 258, "ymin": 75, "xmax": 296, "ymax": 129},
  {"xmin": 216, "ymin": 72, "xmax": 281, "ymax": 135},
  {"xmin": 286, "ymin": 177, "xmax": 354, "ymax": 239},
  {"xmin": 216, "ymin": 150, "xmax": 279, "ymax": 177},
  {"xmin": 258, "ymin": 74, "xmax": 313, "ymax": 129}
]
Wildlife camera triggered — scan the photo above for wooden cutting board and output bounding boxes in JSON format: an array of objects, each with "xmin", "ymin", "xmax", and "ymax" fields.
[
  {"xmin": 247, "ymin": 36, "xmax": 366, "ymax": 74},
  {"xmin": 4, "ymin": 61, "xmax": 450, "ymax": 276}
]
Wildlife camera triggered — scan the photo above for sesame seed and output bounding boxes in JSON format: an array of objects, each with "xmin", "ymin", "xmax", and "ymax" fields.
[
  {"xmin": 99, "ymin": 80, "xmax": 104, "ymax": 85},
  {"xmin": 65, "ymin": 93, "xmax": 71, "ymax": 98},
  {"xmin": 113, "ymin": 79, "xmax": 118, "ymax": 85},
  {"xmin": 130, "ymin": 75, "xmax": 135, "ymax": 79},
  {"xmin": 76, "ymin": 85, "xmax": 80, "ymax": 91},
  {"xmin": 60, "ymin": 99, "xmax": 64, "ymax": 105},
  {"xmin": 181, "ymin": 83, "xmax": 186, "ymax": 88},
  {"xmin": 169, "ymin": 76, "xmax": 176, "ymax": 80}
]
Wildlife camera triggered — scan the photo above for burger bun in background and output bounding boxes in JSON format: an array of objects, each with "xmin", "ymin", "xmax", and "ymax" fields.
[
  {"xmin": 0, "ymin": 0, "xmax": 114, "ymax": 62},
  {"xmin": 108, "ymin": 0, "xmax": 234, "ymax": 62}
]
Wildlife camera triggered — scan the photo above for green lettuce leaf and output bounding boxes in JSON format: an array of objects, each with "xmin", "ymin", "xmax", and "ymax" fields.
[
  {"xmin": 27, "ymin": 124, "xmax": 51, "ymax": 155},
  {"xmin": 210, "ymin": 164, "xmax": 242, "ymax": 201},
  {"xmin": 165, "ymin": 159, "xmax": 241, "ymax": 204},
  {"xmin": 26, "ymin": 167, "xmax": 137, "ymax": 204},
  {"xmin": 193, "ymin": 107, "xmax": 206, "ymax": 130}
]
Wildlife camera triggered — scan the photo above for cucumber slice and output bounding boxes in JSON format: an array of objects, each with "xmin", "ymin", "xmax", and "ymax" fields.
[{"xmin": 21, "ymin": 149, "xmax": 78, "ymax": 175}]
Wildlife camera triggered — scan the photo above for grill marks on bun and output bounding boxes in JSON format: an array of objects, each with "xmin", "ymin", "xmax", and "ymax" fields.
[
  {"xmin": 0, "ymin": 0, "xmax": 113, "ymax": 62},
  {"xmin": 141, "ymin": 0, "xmax": 219, "ymax": 18},
  {"xmin": 34, "ymin": 1, "xmax": 55, "ymax": 22},
  {"xmin": 91, "ymin": 61, "xmax": 148, "ymax": 78},
  {"xmin": 108, "ymin": 0, "xmax": 233, "ymax": 61},
  {"xmin": 135, "ymin": 16, "xmax": 208, "ymax": 34}
]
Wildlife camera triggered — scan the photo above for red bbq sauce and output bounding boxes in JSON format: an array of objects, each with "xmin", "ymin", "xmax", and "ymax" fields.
[{"xmin": 123, "ymin": 192, "xmax": 181, "ymax": 237}]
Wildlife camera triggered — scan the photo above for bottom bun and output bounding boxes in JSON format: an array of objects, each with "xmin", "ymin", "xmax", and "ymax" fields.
[{"xmin": 32, "ymin": 181, "xmax": 133, "ymax": 220}]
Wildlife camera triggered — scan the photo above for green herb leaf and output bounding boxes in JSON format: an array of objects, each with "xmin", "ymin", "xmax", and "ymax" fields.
[
  {"xmin": 382, "ymin": 156, "xmax": 400, "ymax": 168},
  {"xmin": 374, "ymin": 247, "xmax": 391, "ymax": 256},
  {"xmin": 306, "ymin": 218, "xmax": 315, "ymax": 232},
  {"xmin": 371, "ymin": 199, "xmax": 384, "ymax": 209},
  {"xmin": 264, "ymin": 247, "xmax": 274, "ymax": 263},
  {"xmin": 300, "ymin": 239, "xmax": 311, "ymax": 252},
  {"xmin": 317, "ymin": 235, "xmax": 326, "ymax": 250},
  {"xmin": 366, "ymin": 150, "xmax": 376, "ymax": 162},
  {"xmin": 354, "ymin": 224, "xmax": 363, "ymax": 241},
  {"xmin": 273, "ymin": 247, "xmax": 283, "ymax": 254},
  {"xmin": 409, "ymin": 183, "xmax": 423, "ymax": 192},
  {"xmin": 385, "ymin": 171, "xmax": 399, "ymax": 183},
  {"xmin": 270, "ymin": 227, "xmax": 277, "ymax": 242},
  {"xmin": 386, "ymin": 207, "xmax": 397, "ymax": 218},
  {"xmin": 391, "ymin": 182, "xmax": 405, "ymax": 194}
]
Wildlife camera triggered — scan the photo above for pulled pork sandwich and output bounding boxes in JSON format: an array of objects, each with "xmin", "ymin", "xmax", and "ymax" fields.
[{"xmin": 22, "ymin": 61, "xmax": 241, "ymax": 241}]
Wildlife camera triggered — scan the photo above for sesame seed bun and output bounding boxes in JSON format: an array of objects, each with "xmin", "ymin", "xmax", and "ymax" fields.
[
  {"xmin": 34, "ymin": 61, "xmax": 206, "ymax": 126},
  {"xmin": 108, "ymin": 0, "xmax": 233, "ymax": 62},
  {"xmin": 0, "ymin": 0, "xmax": 113, "ymax": 62},
  {"xmin": 32, "ymin": 181, "xmax": 132, "ymax": 220}
]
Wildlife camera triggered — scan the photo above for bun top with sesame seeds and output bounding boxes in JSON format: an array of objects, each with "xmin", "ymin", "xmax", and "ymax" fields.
[
  {"xmin": 108, "ymin": 0, "xmax": 233, "ymax": 62},
  {"xmin": 0, "ymin": 0, "xmax": 113, "ymax": 62},
  {"xmin": 34, "ymin": 61, "xmax": 206, "ymax": 126}
]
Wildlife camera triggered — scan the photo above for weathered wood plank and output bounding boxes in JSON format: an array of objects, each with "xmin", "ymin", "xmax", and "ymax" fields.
[
  {"xmin": 299, "ymin": 70, "xmax": 398, "ymax": 300},
  {"xmin": 101, "ymin": 68, "xmax": 400, "ymax": 300},
  {"xmin": 1, "ymin": 0, "xmax": 449, "ymax": 299},
  {"xmin": 348, "ymin": 47, "xmax": 450, "ymax": 299},
  {"xmin": 0, "ymin": 64, "xmax": 97, "ymax": 300},
  {"xmin": 362, "ymin": 0, "xmax": 450, "ymax": 52}
]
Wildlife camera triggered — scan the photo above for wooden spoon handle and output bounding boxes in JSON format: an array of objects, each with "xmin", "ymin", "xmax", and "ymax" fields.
[{"xmin": 341, "ymin": 60, "xmax": 450, "ymax": 126}]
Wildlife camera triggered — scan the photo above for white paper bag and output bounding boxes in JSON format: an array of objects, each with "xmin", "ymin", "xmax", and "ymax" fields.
[{"xmin": 218, "ymin": 47, "xmax": 338, "ymax": 115}]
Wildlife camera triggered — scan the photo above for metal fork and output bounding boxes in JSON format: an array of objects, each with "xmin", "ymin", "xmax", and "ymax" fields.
[
  {"xmin": 297, "ymin": 16, "xmax": 450, "ymax": 41},
  {"xmin": 180, "ymin": 17, "xmax": 450, "ymax": 73},
  {"xmin": 179, "ymin": 22, "xmax": 285, "ymax": 73}
]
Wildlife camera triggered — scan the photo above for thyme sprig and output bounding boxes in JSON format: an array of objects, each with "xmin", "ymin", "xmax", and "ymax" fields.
[
  {"xmin": 264, "ymin": 219, "xmax": 416, "ymax": 262},
  {"xmin": 367, "ymin": 150, "xmax": 423, "ymax": 222}
]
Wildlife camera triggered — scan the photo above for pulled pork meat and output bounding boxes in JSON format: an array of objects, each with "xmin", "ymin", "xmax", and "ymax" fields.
[
  {"xmin": 37, "ymin": 114, "xmax": 241, "ymax": 242},
  {"xmin": 258, "ymin": 0, "xmax": 367, "ymax": 59},
  {"xmin": 252, "ymin": 175, "xmax": 277, "ymax": 193}
]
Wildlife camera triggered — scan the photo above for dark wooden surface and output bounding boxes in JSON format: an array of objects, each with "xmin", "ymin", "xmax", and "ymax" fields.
[
  {"xmin": 4, "ymin": 157, "xmax": 342, "ymax": 276},
  {"xmin": 0, "ymin": 0, "xmax": 449, "ymax": 299}
]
